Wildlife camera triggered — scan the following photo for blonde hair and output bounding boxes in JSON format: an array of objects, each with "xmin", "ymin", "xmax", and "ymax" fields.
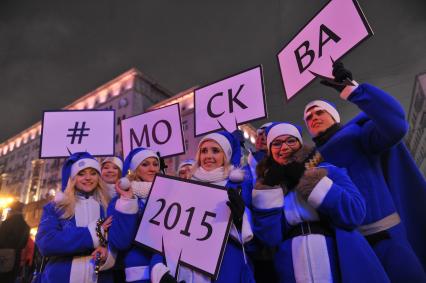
[
  {"xmin": 55, "ymin": 173, "xmax": 111, "ymax": 219},
  {"xmin": 193, "ymin": 139, "xmax": 232, "ymax": 176}
]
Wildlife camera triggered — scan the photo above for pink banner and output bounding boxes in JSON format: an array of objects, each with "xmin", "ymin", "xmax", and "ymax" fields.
[{"xmin": 277, "ymin": 0, "xmax": 373, "ymax": 100}]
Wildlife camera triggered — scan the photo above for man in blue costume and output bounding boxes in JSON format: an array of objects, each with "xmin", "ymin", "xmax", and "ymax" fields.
[{"xmin": 303, "ymin": 62, "xmax": 426, "ymax": 282}]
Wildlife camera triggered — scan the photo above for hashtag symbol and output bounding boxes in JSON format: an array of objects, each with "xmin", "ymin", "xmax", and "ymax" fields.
[{"xmin": 67, "ymin": 121, "xmax": 90, "ymax": 144}]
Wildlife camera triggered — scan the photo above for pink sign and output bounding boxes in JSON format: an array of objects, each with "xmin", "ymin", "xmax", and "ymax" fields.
[
  {"xmin": 194, "ymin": 66, "xmax": 267, "ymax": 136},
  {"xmin": 40, "ymin": 110, "xmax": 115, "ymax": 158},
  {"xmin": 135, "ymin": 175, "xmax": 231, "ymax": 279},
  {"xmin": 121, "ymin": 103, "xmax": 184, "ymax": 158},
  {"xmin": 277, "ymin": 0, "xmax": 373, "ymax": 100}
]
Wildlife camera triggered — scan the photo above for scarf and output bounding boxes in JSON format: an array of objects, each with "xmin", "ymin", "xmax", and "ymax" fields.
[
  {"xmin": 191, "ymin": 166, "xmax": 228, "ymax": 184},
  {"xmin": 312, "ymin": 123, "xmax": 342, "ymax": 147}
]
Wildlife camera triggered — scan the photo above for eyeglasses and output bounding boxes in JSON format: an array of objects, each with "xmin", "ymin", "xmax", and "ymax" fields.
[
  {"xmin": 270, "ymin": 137, "xmax": 299, "ymax": 148},
  {"xmin": 305, "ymin": 109, "xmax": 326, "ymax": 122}
]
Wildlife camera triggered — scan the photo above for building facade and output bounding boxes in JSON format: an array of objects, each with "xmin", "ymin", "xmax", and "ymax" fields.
[{"xmin": 406, "ymin": 72, "xmax": 426, "ymax": 176}]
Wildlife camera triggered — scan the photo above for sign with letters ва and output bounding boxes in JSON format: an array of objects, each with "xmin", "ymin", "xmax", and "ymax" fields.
[
  {"xmin": 40, "ymin": 110, "xmax": 115, "ymax": 158},
  {"xmin": 277, "ymin": 0, "xmax": 373, "ymax": 100},
  {"xmin": 121, "ymin": 103, "xmax": 185, "ymax": 158},
  {"xmin": 194, "ymin": 65, "xmax": 267, "ymax": 136},
  {"xmin": 135, "ymin": 174, "xmax": 232, "ymax": 279}
]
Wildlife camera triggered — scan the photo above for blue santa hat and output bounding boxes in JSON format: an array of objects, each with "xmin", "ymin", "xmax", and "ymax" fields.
[
  {"xmin": 265, "ymin": 122, "xmax": 303, "ymax": 150},
  {"xmin": 304, "ymin": 99, "xmax": 340, "ymax": 123},
  {"xmin": 199, "ymin": 130, "xmax": 242, "ymax": 167},
  {"xmin": 101, "ymin": 156, "xmax": 124, "ymax": 173},
  {"xmin": 61, "ymin": 152, "xmax": 101, "ymax": 191},
  {"xmin": 122, "ymin": 147, "xmax": 159, "ymax": 176},
  {"xmin": 177, "ymin": 159, "xmax": 195, "ymax": 172}
]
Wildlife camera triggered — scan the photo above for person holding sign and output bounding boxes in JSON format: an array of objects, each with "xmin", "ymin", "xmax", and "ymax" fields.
[
  {"xmin": 107, "ymin": 148, "xmax": 179, "ymax": 283},
  {"xmin": 35, "ymin": 152, "xmax": 115, "ymax": 283},
  {"xmin": 101, "ymin": 156, "xmax": 124, "ymax": 198},
  {"xmin": 170, "ymin": 130, "xmax": 255, "ymax": 283},
  {"xmin": 176, "ymin": 159, "xmax": 195, "ymax": 179},
  {"xmin": 303, "ymin": 62, "xmax": 426, "ymax": 282},
  {"xmin": 252, "ymin": 122, "xmax": 390, "ymax": 283}
]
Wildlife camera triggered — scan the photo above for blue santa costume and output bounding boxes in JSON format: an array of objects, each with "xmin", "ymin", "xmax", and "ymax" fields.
[
  {"xmin": 107, "ymin": 148, "xmax": 166, "ymax": 283},
  {"xmin": 35, "ymin": 152, "xmax": 116, "ymax": 283},
  {"xmin": 251, "ymin": 123, "xmax": 390, "ymax": 283},
  {"xmin": 169, "ymin": 131, "xmax": 255, "ymax": 283},
  {"xmin": 304, "ymin": 83, "xmax": 426, "ymax": 282}
]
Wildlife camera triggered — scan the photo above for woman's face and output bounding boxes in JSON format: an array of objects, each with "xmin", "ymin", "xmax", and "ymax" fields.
[
  {"xmin": 270, "ymin": 135, "xmax": 302, "ymax": 165},
  {"xmin": 101, "ymin": 162, "xmax": 121, "ymax": 184},
  {"xmin": 199, "ymin": 140, "xmax": 225, "ymax": 171},
  {"xmin": 75, "ymin": 168, "xmax": 99, "ymax": 193},
  {"xmin": 136, "ymin": 157, "xmax": 160, "ymax": 182}
]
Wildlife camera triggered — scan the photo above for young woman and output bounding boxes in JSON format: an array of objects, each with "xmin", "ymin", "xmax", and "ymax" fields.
[
  {"xmin": 101, "ymin": 156, "xmax": 123, "ymax": 198},
  {"xmin": 252, "ymin": 122, "xmax": 390, "ymax": 283},
  {"xmin": 35, "ymin": 152, "xmax": 115, "ymax": 283},
  {"xmin": 171, "ymin": 130, "xmax": 255, "ymax": 283}
]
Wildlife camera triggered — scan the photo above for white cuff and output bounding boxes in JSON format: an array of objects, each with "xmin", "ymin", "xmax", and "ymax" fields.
[
  {"xmin": 98, "ymin": 247, "xmax": 117, "ymax": 271},
  {"xmin": 252, "ymin": 188, "xmax": 284, "ymax": 209},
  {"xmin": 307, "ymin": 176, "xmax": 333, "ymax": 209},
  {"xmin": 115, "ymin": 197, "xmax": 138, "ymax": 214},
  {"xmin": 151, "ymin": 263, "xmax": 170, "ymax": 283},
  {"xmin": 125, "ymin": 265, "xmax": 150, "ymax": 282},
  {"xmin": 340, "ymin": 80, "xmax": 359, "ymax": 100},
  {"xmin": 88, "ymin": 220, "xmax": 100, "ymax": 248}
]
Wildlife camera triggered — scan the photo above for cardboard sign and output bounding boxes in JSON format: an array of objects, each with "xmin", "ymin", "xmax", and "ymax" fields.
[
  {"xmin": 40, "ymin": 110, "xmax": 115, "ymax": 158},
  {"xmin": 277, "ymin": 0, "xmax": 373, "ymax": 99},
  {"xmin": 135, "ymin": 175, "xmax": 231, "ymax": 279},
  {"xmin": 194, "ymin": 66, "xmax": 267, "ymax": 136},
  {"xmin": 121, "ymin": 103, "xmax": 185, "ymax": 158}
]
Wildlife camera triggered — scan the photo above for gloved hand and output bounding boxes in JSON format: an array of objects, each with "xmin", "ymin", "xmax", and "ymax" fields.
[
  {"xmin": 295, "ymin": 168, "xmax": 328, "ymax": 200},
  {"xmin": 320, "ymin": 61, "xmax": 353, "ymax": 92},
  {"xmin": 157, "ymin": 151, "xmax": 168, "ymax": 173},
  {"xmin": 263, "ymin": 161, "xmax": 285, "ymax": 187},
  {"xmin": 160, "ymin": 272, "xmax": 185, "ymax": 283},
  {"xmin": 281, "ymin": 161, "xmax": 306, "ymax": 189},
  {"xmin": 227, "ymin": 187, "xmax": 245, "ymax": 230}
]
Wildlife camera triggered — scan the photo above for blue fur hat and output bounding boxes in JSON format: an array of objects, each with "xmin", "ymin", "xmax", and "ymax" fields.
[
  {"xmin": 199, "ymin": 130, "xmax": 242, "ymax": 167},
  {"xmin": 61, "ymin": 152, "xmax": 101, "ymax": 191},
  {"xmin": 265, "ymin": 122, "xmax": 303, "ymax": 150},
  {"xmin": 122, "ymin": 147, "xmax": 158, "ymax": 176}
]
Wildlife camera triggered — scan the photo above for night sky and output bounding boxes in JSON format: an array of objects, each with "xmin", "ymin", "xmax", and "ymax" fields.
[{"xmin": 1, "ymin": 0, "xmax": 426, "ymax": 143}]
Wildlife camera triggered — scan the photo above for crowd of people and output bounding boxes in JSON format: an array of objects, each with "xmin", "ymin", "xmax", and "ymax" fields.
[{"xmin": 1, "ymin": 63, "xmax": 423, "ymax": 283}]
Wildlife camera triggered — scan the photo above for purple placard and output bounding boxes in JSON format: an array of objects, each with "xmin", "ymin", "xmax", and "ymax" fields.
[
  {"xmin": 194, "ymin": 65, "xmax": 267, "ymax": 136},
  {"xmin": 121, "ymin": 103, "xmax": 185, "ymax": 158},
  {"xmin": 40, "ymin": 110, "xmax": 115, "ymax": 158},
  {"xmin": 135, "ymin": 175, "xmax": 231, "ymax": 279},
  {"xmin": 277, "ymin": 0, "xmax": 373, "ymax": 100}
]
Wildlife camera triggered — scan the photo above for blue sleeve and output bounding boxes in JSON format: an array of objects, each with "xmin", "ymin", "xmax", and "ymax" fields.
[
  {"xmin": 348, "ymin": 83, "xmax": 408, "ymax": 153},
  {"xmin": 317, "ymin": 166, "xmax": 366, "ymax": 230},
  {"xmin": 107, "ymin": 198, "xmax": 141, "ymax": 251},
  {"xmin": 35, "ymin": 203, "xmax": 94, "ymax": 256},
  {"xmin": 252, "ymin": 206, "xmax": 284, "ymax": 247}
]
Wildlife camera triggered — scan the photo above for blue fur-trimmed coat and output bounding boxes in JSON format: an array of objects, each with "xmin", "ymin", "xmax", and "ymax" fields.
[
  {"xmin": 252, "ymin": 161, "xmax": 390, "ymax": 283},
  {"xmin": 35, "ymin": 195, "xmax": 115, "ymax": 283}
]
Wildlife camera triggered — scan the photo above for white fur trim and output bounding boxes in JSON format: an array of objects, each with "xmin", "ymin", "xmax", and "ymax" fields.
[
  {"xmin": 228, "ymin": 208, "xmax": 254, "ymax": 244},
  {"xmin": 177, "ymin": 159, "xmax": 195, "ymax": 172},
  {"xmin": 228, "ymin": 168, "xmax": 245, "ymax": 182},
  {"xmin": 199, "ymin": 133, "xmax": 232, "ymax": 162},
  {"xmin": 266, "ymin": 123, "xmax": 303, "ymax": 150},
  {"xmin": 291, "ymin": 234, "xmax": 332, "ymax": 283},
  {"xmin": 151, "ymin": 263, "xmax": 170, "ymax": 283},
  {"xmin": 54, "ymin": 191, "xmax": 65, "ymax": 203},
  {"xmin": 130, "ymin": 149, "xmax": 158, "ymax": 171},
  {"xmin": 115, "ymin": 197, "xmax": 138, "ymax": 214},
  {"xmin": 70, "ymin": 158, "xmax": 101, "ymax": 178},
  {"xmin": 304, "ymin": 100, "xmax": 340, "ymax": 123},
  {"xmin": 69, "ymin": 255, "xmax": 94, "ymax": 283},
  {"xmin": 101, "ymin": 157, "xmax": 123, "ymax": 171},
  {"xmin": 340, "ymin": 80, "xmax": 359, "ymax": 100},
  {"xmin": 252, "ymin": 188, "xmax": 284, "ymax": 209},
  {"xmin": 125, "ymin": 265, "xmax": 150, "ymax": 282},
  {"xmin": 98, "ymin": 247, "xmax": 117, "ymax": 271},
  {"xmin": 307, "ymin": 176, "xmax": 333, "ymax": 209},
  {"xmin": 87, "ymin": 220, "xmax": 100, "ymax": 248}
]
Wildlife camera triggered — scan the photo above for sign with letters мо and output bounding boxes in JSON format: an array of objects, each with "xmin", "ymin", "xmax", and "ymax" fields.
[
  {"xmin": 40, "ymin": 110, "xmax": 115, "ymax": 158},
  {"xmin": 135, "ymin": 174, "xmax": 232, "ymax": 279},
  {"xmin": 194, "ymin": 65, "xmax": 267, "ymax": 136},
  {"xmin": 121, "ymin": 103, "xmax": 185, "ymax": 158},
  {"xmin": 277, "ymin": 0, "xmax": 373, "ymax": 100}
]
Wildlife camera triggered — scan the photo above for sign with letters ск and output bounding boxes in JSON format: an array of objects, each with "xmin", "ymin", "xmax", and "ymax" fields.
[
  {"xmin": 121, "ymin": 103, "xmax": 185, "ymax": 158},
  {"xmin": 194, "ymin": 65, "xmax": 267, "ymax": 136},
  {"xmin": 277, "ymin": 0, "xmax": 373, "ymax": 100},
  {"xmin": 135, "ymin": 174, "xmax": 232, "ymax": 279},
  {"xmin": 40, "ymin": 110, "xmax": 115, "ymax": 158}
]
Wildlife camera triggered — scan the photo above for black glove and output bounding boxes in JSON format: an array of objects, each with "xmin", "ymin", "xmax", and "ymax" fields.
[
  {"xmin": 320, "ymin": 61, "xmax": 353, "ymax": 92},
  {"xmin": 281, "ymin": 161, "xmax": 306, "ymax": 189},
  {"xmin": 160, "ymin": 272, "xmax": 185, "ymax": 283},
  {"xmin": 263, "ymin": 161, "xmax": 285, "ymax": 187},
  {"xmin": 227, "ymin": 187, "xmax": 245, "ymax": 230},
  {"xmin": 156, "ymin": 152, "xmax": 168, "ymax": 173}
]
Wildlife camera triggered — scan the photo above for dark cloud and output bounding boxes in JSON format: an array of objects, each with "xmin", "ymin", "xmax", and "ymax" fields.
[{"xmin": 1, "ymin": 0, "xmax": 425, "ymax": 142}]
